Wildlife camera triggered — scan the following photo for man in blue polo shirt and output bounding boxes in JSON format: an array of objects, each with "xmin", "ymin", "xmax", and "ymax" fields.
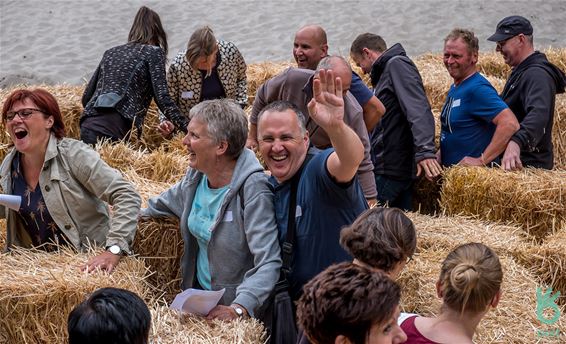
[
  {"xmin": 256, "ymin": 70, "xmax": 368, "ymax": 300},
  {"xmin": 439, "ymin": 28, "xmax": 519, "ymax": 167}
]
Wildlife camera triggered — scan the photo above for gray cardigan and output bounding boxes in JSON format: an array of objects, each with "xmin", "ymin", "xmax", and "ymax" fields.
[{"xmin": 141, "ymin": 149, "xmax": 281, "ymax": 316}]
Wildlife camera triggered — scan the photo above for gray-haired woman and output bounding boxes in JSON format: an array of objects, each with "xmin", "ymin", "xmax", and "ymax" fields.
[{"xmin": 142, "ymin": 99, "xmax": 280, "ymax": 321}]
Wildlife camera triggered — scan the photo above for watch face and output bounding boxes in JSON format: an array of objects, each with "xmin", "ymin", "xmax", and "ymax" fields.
[{"xmin": 109, "ymin": 245, "xmax": 121, "ymax": 255}]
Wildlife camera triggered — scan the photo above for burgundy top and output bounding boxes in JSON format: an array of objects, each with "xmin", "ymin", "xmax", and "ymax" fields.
[{"xmin": 400, "ymin": 316, "xmax": 441, "ymax": 344}]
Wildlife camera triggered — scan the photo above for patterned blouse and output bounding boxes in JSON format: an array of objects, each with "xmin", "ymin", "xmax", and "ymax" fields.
[
  {"xmin": 11, "ymin": 152, "xmax": 68, "ymax": 249},
  {"xmin": 82, "ymin": 42, "xmax": 188, "ymax": 133},
  {"xmin": 167, "ymin": 40, "xmax": 248, "ymax": 118}
]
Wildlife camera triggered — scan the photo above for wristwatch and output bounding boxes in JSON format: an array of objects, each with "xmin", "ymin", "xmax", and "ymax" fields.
[
  {"xmin": 107, "ymin": 244, "xmax": 122, "ymax": 255},
  {"xmin": 230, "ymin": 304, "xmax": 245, "ymax": 318}
]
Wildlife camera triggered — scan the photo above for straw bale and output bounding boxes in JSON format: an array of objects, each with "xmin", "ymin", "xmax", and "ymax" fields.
[
  {"xmin": 516, "ymin": 229, "xmax": 566, "ymax": 305},
  {"xmin": 96, "ymin": 141, "xmax": 187, "ymax": 185},
  {"xmin": 246, "ymin": 61, "xmax": 294, "ymax": 105},
  {"xmin": 0, "ymin": 219, "xmax": 5, "ymax": 250},
  {"xmin": 398, "ymin": 250, "xmax": 566, "ymax": 343},
  {"xmin": 406, "ymin": 212, "xmax": 531, "ymax": 259},
  {"xmin": 150, "ymin": 305, "xmax": 267, "ymax": 343},
  {"xmin": 0, "ymin": 247, "xmax": 151, "ymax": 343},
  {"xmin": 553, "ymin": 93, "xmax": 566, "ymax": 170},
  {"xmin": 134, "ymin": 217, "xmax": 183, "ymax": 302},
  {"xmin": 440, "ymin": 166, "xmax": 566, "ymax": 240},
  {"xmin": 125, "ymin": 171, "xmax": 173, "ymax": 207},
  {"xmin": 412, "ymin": 177, "xmax": 442, "ymax": 215}
]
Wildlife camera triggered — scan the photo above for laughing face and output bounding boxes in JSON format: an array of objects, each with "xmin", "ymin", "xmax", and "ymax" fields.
[
  {"xmin": 257, "ymin": 109, "xmax": 309, "ymax": 183},
  {"xmin": 293, "ymin": 27, "xmax": 328, "ymax": 70},
  {"xmin": 5, "ymin": 98, "xmax": 53, "ymax": 155},
  {"xmin": 182, "ymin": 117, "xmax": 220, "ymax": 174}
]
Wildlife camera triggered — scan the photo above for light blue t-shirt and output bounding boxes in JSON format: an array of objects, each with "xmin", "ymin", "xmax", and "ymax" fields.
[
  {"xmin": 187, "ymin": 175, "xmax": 229, "ymax": 290},
  {"xmin": 440, "ymin": 72, "xmax": 508, "ymax": 166}
]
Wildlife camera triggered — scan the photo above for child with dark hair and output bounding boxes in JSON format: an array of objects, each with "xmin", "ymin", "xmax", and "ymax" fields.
[
  {"xmin": 68, "ymin": 287, "xmax": 151, "ymax": 344},
  {"xmin": 297, "ymin": 262, "xmax": 407, "ymax": 344},
  {"xmin": 340, "ymin": 207, "xmax": 417, "ymax": 279}
]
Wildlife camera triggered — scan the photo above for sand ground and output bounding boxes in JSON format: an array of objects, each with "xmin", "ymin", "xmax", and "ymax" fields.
[{"xmin": 1, "ymin": 0, "xmax": 565, "ymax": 87}]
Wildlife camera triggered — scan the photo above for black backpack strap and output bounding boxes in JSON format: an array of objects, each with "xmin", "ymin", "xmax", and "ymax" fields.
[{"xmin": 280, "ymin": 153, "xmax": 314, "ymax": 276}]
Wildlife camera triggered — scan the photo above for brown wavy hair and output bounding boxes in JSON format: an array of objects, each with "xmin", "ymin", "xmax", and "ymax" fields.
[
  {"xmin": 340, "ymin": 207, "xmax": 416, "ymax": 272},
  {"xmin": 297, "ymin": 262, "xmax": 400, "ymax": 344}
]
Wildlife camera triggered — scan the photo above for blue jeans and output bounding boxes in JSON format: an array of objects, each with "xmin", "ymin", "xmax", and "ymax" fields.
[{"xmin": 375, "ymin": 174, "xmax": 414, "ymax": 211}]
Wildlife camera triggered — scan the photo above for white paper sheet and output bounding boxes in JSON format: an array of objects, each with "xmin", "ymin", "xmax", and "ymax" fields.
[{"xmin": 169, "ymin": 288, "xmax": 225, "ymax": 316}]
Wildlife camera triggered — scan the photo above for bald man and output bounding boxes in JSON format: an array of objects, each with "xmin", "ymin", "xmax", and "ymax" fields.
[
  {"xmin": 248, "ymin": 56, "xmax": 377, "ymax": 202},
  {"xmin": 293, "ymin": 25, "xmax": 385, "ymax": 132}
]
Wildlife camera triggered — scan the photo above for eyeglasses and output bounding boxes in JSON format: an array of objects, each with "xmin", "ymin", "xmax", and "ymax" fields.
[
  {"xmin": 496, "ymin": 35, "xmax": 518, "ymax": 50},
  {"xmin": 4, "ymin": 108, "xmax": 43, "ymax": 122}
]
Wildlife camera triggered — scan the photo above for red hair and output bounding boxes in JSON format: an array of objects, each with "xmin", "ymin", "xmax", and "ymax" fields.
[{"xmin": 2, "ymin": 88, "xmax": 66, "ymax": 139}]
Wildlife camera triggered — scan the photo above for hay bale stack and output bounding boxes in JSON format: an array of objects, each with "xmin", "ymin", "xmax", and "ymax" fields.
[
  {"xmin": 407, "ymin": 212, "xmax": 531, "ymax": 259},
  {"xmin": 96, "ymin": 141, "xmax": 187, "ymax": 185},
  {"xmin": 0, "ymin": 219, "xmax": 5, "ymax": 249},
  {"xmin": 150, "ymin": 306, "xmax": 267, "ymax": 343},
  {"xmin": 0, "ymin": 247, "xmax": 151, "ymax": 343},
  {"xmin": 134, "ymin": 218, "xmax": 183, "ymax": 301},
  {"xmin": 412, "ymin": 177, "xmax": 442, "ymax": 215},
  {"xmin": 440, "ymin": 166, "xmax": 566, "ymax": 240},
  {"xmin": 553, "ymin": 94, "xmax": 566, "ymax": 170},
  {"xmin": 414, "ymin": 54, "xmax": 451, "ymax": 112},
  {"xmin": 246, "ymin": 61, "xmax": 294, "ymax": 105},
  {"xmin": 516, "ymin": 229, "xmax": 566, "ymax": 304},
  {"xmin": 398, "ymin": 250, "xmax": 565, "ymax": 343}
]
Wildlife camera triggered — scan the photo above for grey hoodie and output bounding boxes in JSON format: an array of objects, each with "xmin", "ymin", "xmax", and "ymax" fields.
[{"xmin": 141, "ymin": 148, "xmax": 281, "ymax": 317}]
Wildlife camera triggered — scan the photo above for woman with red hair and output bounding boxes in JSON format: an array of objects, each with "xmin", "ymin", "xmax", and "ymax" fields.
[{"xmin": 1, "ymin": 88, "xmax": 141, "ymax": 272}]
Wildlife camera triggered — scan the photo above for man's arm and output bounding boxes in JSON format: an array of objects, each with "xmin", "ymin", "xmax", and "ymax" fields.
[
  {"xmin": 362, "ymin": 95, "xmax": 385, "ymax": 132},
  {"xmin": 459, "ymin": 108, "xmax": 519, "ymax": 166},
  {"xmin": 308, "ymin": 69, "xmax": 364, "ymax": 183}
]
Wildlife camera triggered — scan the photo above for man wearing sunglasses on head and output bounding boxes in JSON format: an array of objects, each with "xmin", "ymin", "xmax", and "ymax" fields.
[{"xmin": 488, "ymin": 15, "xmax": 566, "ymax": 171}]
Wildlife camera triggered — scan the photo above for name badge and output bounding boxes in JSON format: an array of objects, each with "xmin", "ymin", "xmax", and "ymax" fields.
[
  {"xmin": 181, "ymin": 91, "xmax": 194, "ymax": 99},
  {"xmin": 223, "ymin": 211, "xmax": 233, "ymax": 222},
  {"xmin": 452, "ymin": 99, "xmax": 461, "ymax": 107}
]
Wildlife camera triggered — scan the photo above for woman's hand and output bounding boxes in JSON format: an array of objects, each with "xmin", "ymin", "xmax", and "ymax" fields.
[
  {"xmin": 157, "ymin": 120, "xmax": 175, "ymax": 138},
  {"xmin": 206, "ymin": 304, "xmax": 248, "ymax": 321},
  {"xmin": 81, "ymin": 251, "xmax": 122, "ymax": 273}
]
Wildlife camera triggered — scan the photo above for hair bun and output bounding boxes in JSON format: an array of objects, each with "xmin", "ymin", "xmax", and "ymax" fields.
[{"xmin": 450, "ymin": 263, "xmax": 479, "ymax": 292}]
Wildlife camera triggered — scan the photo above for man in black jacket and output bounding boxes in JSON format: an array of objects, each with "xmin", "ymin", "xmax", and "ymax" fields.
[
  {"xmin": 350, "ymin": 33, "xmax": 441, "ymax": 210},
  {"xmin": 488, "ymin": 16, "xmax": 566, "ymax": 170}
]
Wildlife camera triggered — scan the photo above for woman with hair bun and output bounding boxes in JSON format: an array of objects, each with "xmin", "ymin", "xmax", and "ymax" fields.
[
  {"xmin": 401, "ymin": 242, "xmax": 503, "ymax": 344},
  {"xmin": 340, "ymin": 207, "xmax": 417, "ymax": 279}
]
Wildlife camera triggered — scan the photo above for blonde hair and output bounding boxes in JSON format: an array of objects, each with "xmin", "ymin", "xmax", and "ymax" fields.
[
  {"xmin": 185, "ymin": 26, "xmax": 217, "ymax": 76},
  {"xmin": 439, "ymin": 243, "xmax": 502, "ymax": 315}
]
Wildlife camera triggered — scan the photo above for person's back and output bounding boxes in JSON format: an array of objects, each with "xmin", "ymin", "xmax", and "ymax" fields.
[
  {"xmin": 350, "ymin": 33, "xmax": 440, "ymax": 210},
  {"xmin": 68, "ymin": 287, "xmax": 151, "ymax": 344},
  {"xmin": 400, "ymin": 243, "xmax": 503, "ymax": 344},
  {"xmin": 80, "ymin": 6, "xmax": 187, "ymax": 144}
]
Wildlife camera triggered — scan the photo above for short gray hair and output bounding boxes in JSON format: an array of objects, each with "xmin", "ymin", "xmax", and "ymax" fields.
[
  {"xmin": 189, "ymin": 99, "xmax": 248, "ymax": 159},
  {"xmin": 257, "ymin": 100, "xmax": 306, "ymax": 134},
  {"xmin": 316, "ymin": 55, "xmax": 352, "ymax": 73}
]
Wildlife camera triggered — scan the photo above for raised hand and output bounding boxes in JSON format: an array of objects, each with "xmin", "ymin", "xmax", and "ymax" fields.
[{"xmin": 307, "ymin": 69, "xmax": 345, "ymax": 131}]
